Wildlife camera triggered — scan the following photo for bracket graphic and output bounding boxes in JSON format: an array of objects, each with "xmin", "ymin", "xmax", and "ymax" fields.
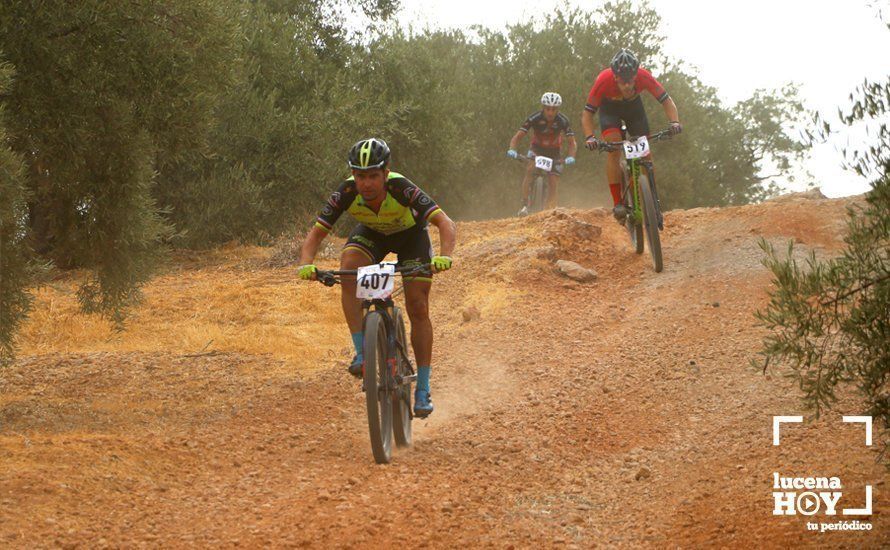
[{"xmin": 772, "ymin": 415, "xmax": 803, "ymax": 446}]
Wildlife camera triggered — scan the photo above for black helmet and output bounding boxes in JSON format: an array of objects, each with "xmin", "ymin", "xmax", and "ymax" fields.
[
  {"xmin": 610, "ymin": 49, "xmax": 640, "ymax": 81},
  {"xmin": 348, "ymin": 138, "xmax": 390, "ymax": 170}
]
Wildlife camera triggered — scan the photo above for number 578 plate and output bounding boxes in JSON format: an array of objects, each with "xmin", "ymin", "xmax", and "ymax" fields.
[{"xmin": 356, "ymin": 263, "xmax": 396, "ymax": 299}]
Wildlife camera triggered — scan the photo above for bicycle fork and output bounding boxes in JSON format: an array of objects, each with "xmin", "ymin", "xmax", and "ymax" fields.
[{"xmin": 623, "ymin": 161, "xmax": 643, "ymax": 223}]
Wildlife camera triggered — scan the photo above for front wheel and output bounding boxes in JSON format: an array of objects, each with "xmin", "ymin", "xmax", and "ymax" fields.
[
  {"xmin": 363, "ymin": 311, "xmax": 393, "ymax": 464},
  {"xmin": 639, "ymin": 172, "xmax": 663, "ymax": 272}
]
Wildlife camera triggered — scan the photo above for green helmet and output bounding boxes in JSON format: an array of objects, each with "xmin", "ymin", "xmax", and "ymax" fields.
[{"xmin": 348, "ymin": 138, "xmax": 391, "ymax": 170}]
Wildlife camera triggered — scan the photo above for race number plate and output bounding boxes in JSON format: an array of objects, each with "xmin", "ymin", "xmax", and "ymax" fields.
[
  {"xmin": 356, "ymin": 263, "xmax": 396, "ymax": 300},
  {"xmin": 623, "ymin": 136, "xmax": 650, "ymax": 159},
  {"xmin": 534, "ymin": 155, "xmax": 554, "ymax": 171}
]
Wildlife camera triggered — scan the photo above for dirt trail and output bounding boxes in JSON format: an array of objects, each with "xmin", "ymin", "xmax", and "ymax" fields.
[{"xmin": 1, "ymin": 193, "xmax": 886, "ymax": 548}]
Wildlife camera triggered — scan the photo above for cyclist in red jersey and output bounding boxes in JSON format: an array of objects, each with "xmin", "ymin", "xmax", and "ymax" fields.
[
  {"xmin": 580, "ymin": 49, "xmax": 682, "ymax": 223},
  {"xmin": 507, "ymin": 92, "xmax": 578, "ymax": 216}
]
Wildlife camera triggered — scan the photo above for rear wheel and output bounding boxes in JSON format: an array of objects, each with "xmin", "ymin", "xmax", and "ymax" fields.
[
  {"xmin": 391, "ymin": 308, "xmax": 412, "ymax": 448},
  {"xmin": 363, "ymin": 311, "xmax": 393, "ymax": 464},
  {"xmin": 639, "ymin": 172, "xmax": 663, "ymax": 272}
]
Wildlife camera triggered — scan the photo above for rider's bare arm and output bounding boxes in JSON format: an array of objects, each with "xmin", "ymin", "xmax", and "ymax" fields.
[
  {"xmin": 508, "ymin": 129, "xmax": 527, "ymax": 151},
  {"xmin": 566, "ymin": 135, "xmax": 578, "ymax": 158},
  {"xmin": 299, "ymin": 224, "xmax": 328, "ymax": 265},
  {"xmin": 581, "ymin": 109, "xmax": 596, "ymax": 141},
  {"xmin": 662, "ymin": 96, "xmax": 679, "ymax": 124},
  {"xmin": 429, "ymin": 211, "xmax": 457, "ymax": 257}
]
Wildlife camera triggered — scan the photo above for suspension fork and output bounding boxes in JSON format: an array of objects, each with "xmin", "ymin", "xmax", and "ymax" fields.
[{"xmin": 624, "ymin": 159, "xmax": 643, "ymax": 219}]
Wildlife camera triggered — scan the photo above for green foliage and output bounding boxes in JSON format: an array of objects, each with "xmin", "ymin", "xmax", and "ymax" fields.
[
  {"xmin": 347, "ymin": 3, "xmax": 805, "ymax": 219},
  {"xmin": 159, "ymin": 0, "xmax": 807, "ymax": 239},
  {"xmin": 0, "ymin": 59, "xmax": 34, "ymax": 363},
  {"xmin": 0, "ymin": 0, "xmax": 811, "ymax": 355},
  {"xmin": 756, "ymin": 71, "xmax": 890, "ymax": 451},
  {"xmin": 0, "ymin": 0, "xmax": 239, "ymax": 321},
  {"xmin": 158, "ymin": 0, "xmax": 404, "ymax": 245}
]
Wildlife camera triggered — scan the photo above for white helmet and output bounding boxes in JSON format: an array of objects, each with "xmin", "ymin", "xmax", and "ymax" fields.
[{"xmin": 541, "ymin": 92, "xmax": 562, "ymax": 107}]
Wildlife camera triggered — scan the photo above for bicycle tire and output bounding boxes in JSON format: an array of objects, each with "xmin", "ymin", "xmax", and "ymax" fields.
[
  {"xmin": 622, "ymin": 166, "xmax": 644, "ymax": 254},
  {"xmin": 639, "ymin": 172, "xmax": 663, "ymax": 272},
  {"xmin": 391, "ymin": 307, "xmax": 412, "ymax": 448},
  {"xmin": 363, "ymin": 311, "xmax": 393, "ymax": 464}
]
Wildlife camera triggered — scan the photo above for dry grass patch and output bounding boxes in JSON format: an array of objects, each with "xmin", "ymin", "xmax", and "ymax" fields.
[{"xmin": 18, "ymin": 258, "xmax": 351, "ymax": 372}]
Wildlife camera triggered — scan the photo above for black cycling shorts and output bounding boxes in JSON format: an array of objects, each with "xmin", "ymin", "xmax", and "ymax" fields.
[
  {"xmin": 529, "ymin": 145, "xmax": 564, "ymax": 176},
  {"xmin": 598, "ymin": 96, "xmax": 650, "ymax": 139},
  {"xmin": 343, "ymin": 223, "xmax": 434, "ymax": 280}
]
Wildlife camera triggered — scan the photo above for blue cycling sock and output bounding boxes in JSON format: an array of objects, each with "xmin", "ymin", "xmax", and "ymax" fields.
[
  {"xmin": 351, "ymin": 332, "xmax": 364, "ymax": 361},
  {"xmin": 416, "ymin": 365, "xmax": 431, "ymax": 392}
]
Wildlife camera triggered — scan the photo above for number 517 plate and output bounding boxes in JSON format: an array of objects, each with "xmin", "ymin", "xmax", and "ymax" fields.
[
  {"xmin": 356, "ymin": 263, "xmax": 396, "ymax": 299},
  {"xmin": 623, "ymin": 136, "xmax": 650, "ymax": 159}
]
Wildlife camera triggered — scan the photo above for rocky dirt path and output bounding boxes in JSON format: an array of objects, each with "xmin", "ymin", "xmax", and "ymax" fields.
[{"xmin": 1, "ymin": 194, "xmax": 886, "ymax": 548}]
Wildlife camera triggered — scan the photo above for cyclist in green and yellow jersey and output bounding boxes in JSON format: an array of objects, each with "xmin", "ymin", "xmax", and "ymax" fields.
[{"xmin": 297, "ymin": 138, "xmax": 457, "ymax": 417}]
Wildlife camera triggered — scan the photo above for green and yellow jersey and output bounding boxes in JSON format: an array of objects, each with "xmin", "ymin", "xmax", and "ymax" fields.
[{"xmin": 314, "ymin": 172, "xmax": 443, "ymax": 235}]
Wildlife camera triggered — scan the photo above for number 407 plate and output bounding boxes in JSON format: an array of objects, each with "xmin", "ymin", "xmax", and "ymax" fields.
[{"xmin": 356, "ymin": 263, "xmax": 396, "ymax": 299}]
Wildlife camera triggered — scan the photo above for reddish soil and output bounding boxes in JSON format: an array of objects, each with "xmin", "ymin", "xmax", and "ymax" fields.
[{"xmin": 1, "ymin": 192, "xmax": 886, "ymax": 548}]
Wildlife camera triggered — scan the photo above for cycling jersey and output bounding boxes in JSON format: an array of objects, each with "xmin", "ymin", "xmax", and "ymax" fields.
[
  {"xmin": 519, "ymin": 111, "xmax": 575, "ymax": 151},
  {"xmin": 315, "ymin": 172, "xmax": 443, "ymax": 236},
  {"xmin": 597, "ymin": 96, "xmax": 650, "ymax": 138},
  {"xmin": 584, "ymin": 67, "xmax": 669, "ymax": 114}
]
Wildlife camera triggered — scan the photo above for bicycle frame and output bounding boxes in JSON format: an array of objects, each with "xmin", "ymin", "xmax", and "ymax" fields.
[
  {"xmin": 514, "ymin": 154, "xmax": 565, "ymax": 212},
  {"xmin": 361, "ymin": 298, "xmax": 415, "ymax": 388},
  {"xmin": 623, "ymin": 157, "xmax": 656, "ymax": 225},
  {"xmin": 316, "ymin": 264, "xmax": 430, "ymax": 389},
  {"xmin": 603, "ymin": 130, "xmax": 671, "ymax": 225}
]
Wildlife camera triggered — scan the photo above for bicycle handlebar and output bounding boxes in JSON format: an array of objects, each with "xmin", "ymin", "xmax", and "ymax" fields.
[
  {"xmin": 595, "ymin": 128, "xmax": 675, "ymax": 153},
  {"xmin": 315, "ymin": 263, "xmax": 435, "ymax": 287},
  {"xmin": 515, "ymin": 154, "xmax": 566, "ymax": 165}
]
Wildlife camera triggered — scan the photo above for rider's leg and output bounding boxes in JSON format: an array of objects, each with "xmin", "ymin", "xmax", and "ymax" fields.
[
  {"xmin": 404, "ymin": 280, "xmax": 432, "ymax": 370},
  {"xmin": 603, "ymin": 127, "xmax": 624, "ymax": 207},
  {"xmin": 545, "ymin": 173, "xmax": 560, "ymax": 209},
  {"xmin": 405, "ymin": 278, "xmax": 435, "ymax": 415},
  {"xmin": 598, "ymin": 106, "xmax": 625, "ymax": 209},
  {"xmin": 340, "ymin": 244, "xmax": 374, "ymax": 373},
  {"xmin": 520, "ymin": 160, "xmax": 535, "ymax": 209},
  {"xmin": 395, "ymin": 228, "xmax": 435, "ymax": 415}
]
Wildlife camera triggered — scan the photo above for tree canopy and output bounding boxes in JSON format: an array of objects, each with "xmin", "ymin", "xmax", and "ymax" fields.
[{"xmin": 0, "ymin": 0, "xmax": 807, "ymax": 360}]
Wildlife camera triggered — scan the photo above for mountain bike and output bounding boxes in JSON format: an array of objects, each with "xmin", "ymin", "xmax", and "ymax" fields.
[
  {"xmin": 316, "ymin": 263, "xmax": 432, "ymax": 464},
  {"xmin": 515, "ymin": 154, "xmax": 565, "ymax": 215},
  {"xmin": 597, "ymin": 129, "xmax": 674, "ymax": 272}
]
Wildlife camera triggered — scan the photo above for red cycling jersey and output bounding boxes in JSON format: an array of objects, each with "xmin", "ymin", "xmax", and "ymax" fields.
[
  {"xmin": 584, "ymin": 67, "xmax": 669, "ymax": 113},
  {"xmin": 518, "ymin": 111, "xmax": 574, "ymax": 151}
]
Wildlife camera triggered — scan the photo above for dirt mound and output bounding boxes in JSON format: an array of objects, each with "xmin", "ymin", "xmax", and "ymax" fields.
[
  {"xmin": 2, "ymin": 194, "xmax": 886, "ymax": 548},
  {"xmin": 767, "ymin": 187, "xmax": 828, "ymax": 202}
]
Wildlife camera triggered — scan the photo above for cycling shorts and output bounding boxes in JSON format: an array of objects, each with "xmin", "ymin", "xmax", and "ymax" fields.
[
  {"xmin": 598, "ymin": 95, "xmax": 650, "ymax": 139},
  {"xmin": 344, "ymin": 223, "xmax": 434, "ymax": 282}
]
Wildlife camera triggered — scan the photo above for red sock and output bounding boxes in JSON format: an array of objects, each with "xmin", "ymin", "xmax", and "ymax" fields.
[{"xmin": 609, "ymin": 183, "xmax": 621, "ymax": 205}]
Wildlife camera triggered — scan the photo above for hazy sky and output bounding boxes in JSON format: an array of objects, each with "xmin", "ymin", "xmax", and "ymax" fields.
[{"xmin": 394, "ymin": 0, "xmax": 890, "ymax": 197}]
